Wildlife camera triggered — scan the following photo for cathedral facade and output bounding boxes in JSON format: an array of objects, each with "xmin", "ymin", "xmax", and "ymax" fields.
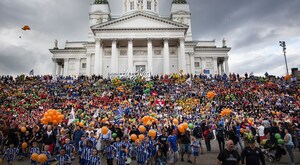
[{"xmin": 50, "ymin": 0, "xmax": 230, "ymax": 78}]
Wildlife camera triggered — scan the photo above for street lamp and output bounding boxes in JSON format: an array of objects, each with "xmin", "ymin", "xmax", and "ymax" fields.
[{"xmin": 279, "ymin": 41, "xmax": 289, "ymax": 75}]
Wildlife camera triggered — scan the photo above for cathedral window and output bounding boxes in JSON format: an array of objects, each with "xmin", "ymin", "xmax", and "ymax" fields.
[
  {"xmin": 82, "ymin": 63, "xmax": 86, "ymax": 69},
  {"xmin": 147, "ymin": 1, "xmax": 151, "ymax": 10},
  {"xmin": 194, "ymin": 62, "xmax": 200, "ymax": 68},
  {"xmin": 130, "ymin": 1, "xmax": 134, "ymax": 10}
]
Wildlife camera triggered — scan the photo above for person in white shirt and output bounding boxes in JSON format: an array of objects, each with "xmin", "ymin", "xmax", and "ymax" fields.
[{"xmin": 257, "ymin": 123, "xmax": 265, "ymax": 141}]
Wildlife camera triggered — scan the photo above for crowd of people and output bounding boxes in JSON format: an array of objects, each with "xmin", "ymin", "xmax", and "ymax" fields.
[{"xmin": 0, "ymin": 73, "xmax": 299, "ymax": 165}]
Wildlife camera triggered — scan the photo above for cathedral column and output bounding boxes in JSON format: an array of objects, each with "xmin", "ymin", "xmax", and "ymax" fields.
[
  {"xmin": 147, "ymin": 38, "xmax": 153, "ymax": 74},
  {"xmin": 179, "ymin": 38, "xmax": 186, "ymax": 73},
  {"xmin": 190, "ymin": 53, "xmax": 195, "ymax": 75},
  {"xmin": 94, "ymin": 39, "xmax": 101, "ymax": 75},
  {"xmin": 224, "ymin": 57, "xmax": 229, "ymax": 75},
  {"xmin": 63, "ymin": 58, "xmax": 69, "ymax": 76},
  {"xmin": 86, "ymin": 54, "xmax": 91, "ymax": 76},
  {"xmin": 127, "ymin": 38, "xmax": 134, "ymax": 72},
  {"xmin": 57, "ymin": 63, "xmax": 61, "ymax": 76},
  {"xmin": 213, "ymin": 57, "xmax": 218, "ymax": 75},
  {"xmin": 201, "ymin": 57, "xmax": 206, "ymax": 74},
  {"xmin": 111, "ymin": 39, "xmax": 118, "ymax": 73},
  {"xmin": 163, "ymin": 38, "xmax": 170, "ymax": 75},
  {"xmin": 52, "ymin": 58, "xmax": 57, "ymax": 80},
  {"xmin": 76, "ymin": 58, "xmax": 80, "ymax": 76}
]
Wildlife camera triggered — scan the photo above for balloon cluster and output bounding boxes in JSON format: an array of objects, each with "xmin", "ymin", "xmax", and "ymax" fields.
[
  {"xmin": 40, "ymin": 109, "xmax": 64, "ymax": 125},
  {"xmin": 221, "ymin": 108, "xmax": 232, "ymax": 117},
  {"xmin": 141, "ymin": 115, "xmax": 157, "ymax": 126},
  {"xmin": 275, "ymin": 133, "xmax": 284, "ymax": 144},
  {"xmin": 31, "ymin": 153, "xmax": 47, "ymax": 163},
  {"xmin": 177, "ymin": 122, "xmax": 189, "ymax": 133},
  {"xmin": 206, "ymin": 91, "xmax": 216, "ymax": 99}
]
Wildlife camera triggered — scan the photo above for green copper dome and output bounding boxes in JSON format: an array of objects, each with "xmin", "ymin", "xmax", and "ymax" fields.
[
  {"xmin": 172, "ymin": 0, "xmax": 187, "ymax": 4},
  {"xmin": 94, "ymin": 0, "xmax": 108, "ymax": 4}
]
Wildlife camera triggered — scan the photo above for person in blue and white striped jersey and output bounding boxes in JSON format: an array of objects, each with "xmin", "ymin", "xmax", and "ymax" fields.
[
  {"xmin": 30, "ymin": 141, "xmax": 40, "ymax": 165},
  {"xmin": 88, "ymin": 148, "xmax": 101, "ymax": 165},
  {"xmin": 81, "ymin": 140, "xmax": 93, "ymax": 165},
  {"xmin": 78, "ymin": 136, "xmax": 85, "ymax": 165},
  {"xmin": 41, "ymin": 145, "xmax": 52, "ymax": 165},
  {"xmin": 135, "ymin": 140, "xmax": 147, "ymax": 165},
  {"xmin": 122, "ymin": 137, "xmax": 131, "ymax": 157},
  {"xmin": 113, "ymin": 137, "xmax": 123, "ymax": 156},
  {"xmin": 63, "ymin": 138, "xmax": 75, "ymax": 160},
  {"xmin": 55, "ymin": 148, "xmax": 71, "ymax": 165},
  {"xmin": 104, "ymin": 140, "xmax": 116, "ymax": 165},
  {"xmin": 2, "ymin": 143, "xmax": 19, "ymax": 165},
  {"xmin": 117, "ymin": 145, "xmax": 127, "ymax": 165}
]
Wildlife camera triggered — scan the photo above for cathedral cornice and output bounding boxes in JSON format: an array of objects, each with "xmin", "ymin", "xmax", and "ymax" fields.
[
  {"xmin": 49, "ymin": 49, "xmax": 86, "ymax": 53},
  {"xmin": 195, "ymin": 47, "xmax": 231, "ymax": 51},
  {"xmin": 91, "ymin": 12, "xmax": 188, "ymax": 30}
]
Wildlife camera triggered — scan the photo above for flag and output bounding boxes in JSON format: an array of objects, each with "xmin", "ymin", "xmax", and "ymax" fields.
[
  {"xmin": 203, "ymin": 69, "xmax": 210, "ymax": 74},
  {"xmin": 67, "ymin": 108, "xmax": 75, "ymax": 126},
  {"xmin": 186, "ymin": 77, "xmax": 192, "ymax": 87},
  {"xmin": 29, "ymin": 69, "xmax": 34, "ymax": 75},
  {"xmin": 93, "ymin": 109, "xmax": 99, "ymax": 118}
]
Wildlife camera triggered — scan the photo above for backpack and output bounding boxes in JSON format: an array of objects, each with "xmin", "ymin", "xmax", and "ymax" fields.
[
  {"xmin": 216, "ymin": 128, "xmax": 224, "ymax": 138},
  {"xmin": 207, "ymin": 131, "xmax": 214, "ymax": 140},
  {"xmin": 193, "ymin": 126, "xmax": 203, "ymax": 139}
]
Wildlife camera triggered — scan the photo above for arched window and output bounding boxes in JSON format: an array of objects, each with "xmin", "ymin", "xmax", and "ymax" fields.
[
  {"xmin": 147, "ymin": 0, "xmax": 152, "ymax": 10},
  {"xmin": 130, "ymin": 1, "xmax": 134, "ymax": 10}
]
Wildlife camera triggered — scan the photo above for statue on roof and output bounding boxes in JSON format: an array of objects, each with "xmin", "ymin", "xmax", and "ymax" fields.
[
  {"xmin": 54, "ymin": 39, "xmax": 58, "ymax": 49},
  {"xmin": 94, "ymin": 0, "xmax": 108, "ymax": 4},
  {"xmin": 222, "ymin": 38, "xmax": 227, "ymax": 47},
  {"xmin": 172, "ymin": 0, "xmax": 187, "ymax": 4}
]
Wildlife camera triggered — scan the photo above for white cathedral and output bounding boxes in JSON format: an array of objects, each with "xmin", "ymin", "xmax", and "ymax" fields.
[{"xmin": 50, "ymin": 0, "xmax": 230, "ymax": 78}]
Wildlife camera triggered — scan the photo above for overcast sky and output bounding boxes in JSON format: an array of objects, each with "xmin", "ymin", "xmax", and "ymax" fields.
[{"xmin": 0, "ymin": 0, "xmax": 299, "ymax": 76}]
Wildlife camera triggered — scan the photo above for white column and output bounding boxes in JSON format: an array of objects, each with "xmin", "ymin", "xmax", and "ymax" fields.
[
  {"xmin": 224, "ymin": 57, "xmax": 229, "ymax": 75},
  {"xmin": 94, "ymin": 39, "xmax": 100, "ymax": 75},
  {"xmin": 201, "ymin": 57, "xmax": 206, "ymax": 74},
  {"xmin": 163, "ymin": 38, "xmax": 170, "ymax": 75},
  {"xmin": 147, "ymin": 38, "xmax": 153, "ymax": 74},
  {"xmin": 57, "ymin": 64, "xmax": 61, "ymax": 76},
  {"xmin": 76, "ymin": 58, "xmax": 80, "ymax": 76},
  {"xmin": 86, "ymin": 54, "xmax": 91, "ymax": 76},
  {"xmin": 179, "ymin": 38, "xmax": 186, "ymax": 74},
  {"xmin": 99, "ymin": 42, "xmax": 103, "ymax": 76},
  {"xmin": 52, "ymin": 58, "xmax": 57, "ymax": 80},
  {"xmin": 190, "ymin": 53, "xmax": 195, "ymax": 75},
  {"xmin": 111, "ymin": 39, "xmax": 117, "ymax": 73},
  {"xmin": 63, "ymin": 58, "xmax": 69, "ymax": 76},
  {"xmin": 213, "ymin": 57, "xmax": 218, "ymax": 75},
  {"xmin": 127, "ymin": 38, "xmax": 134, "ymax": 72},
  {"xmin": 143, "ymin": 0, "xmax": 147, "ymax": 10}
]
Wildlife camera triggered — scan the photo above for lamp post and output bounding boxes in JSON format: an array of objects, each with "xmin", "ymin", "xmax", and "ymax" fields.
[{"xmin": 279, "ymin": 41, "xmax": 289, "ymax": 75}]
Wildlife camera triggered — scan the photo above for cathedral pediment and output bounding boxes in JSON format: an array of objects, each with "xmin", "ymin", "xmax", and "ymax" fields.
[{"xmin": 91, "ymin": 12, "xmax": 189, "ymax": 31}]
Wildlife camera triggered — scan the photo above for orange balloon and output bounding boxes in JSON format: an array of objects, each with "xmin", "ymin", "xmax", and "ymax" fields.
[
  {"xmin": 182, "ymin": 122, "xmax": 188, "ymax": 130},
  {"xmin": 178, "ymin": 124, "xmax": 185, "ymax": 133},
  {"xmin": 138, "ymin": 125, "xmax": 146, "ymax": 133},
  {"xmin": 21, "ymin": 127, "xmax": 26, "ymax": 133},
  {"xmin": 37, "ymin": 154, "xmax": 47, "ymax": 163},
  {"xmin": 173, "ymin": 118, "xmax": 179, "ymax": 125},
  {"xmin": 52, "ymin": 120, "xmax": 58, "ymax": 125},
  {"xmin": 0, "ymin": 158, "xmax": 3, "ymax": 163},
  {"xmin": 138, "ymin": 134, "xmax": 145, "ymax": 141},
  {"xmin": 79, "ymin": 122, "xmax": 85, "ymax": 127},
  {"xmin": 148, "ymin": 129, "xmax": 156, "ymax": 138},
  {"xmin": 131, "ymin": 134, "xmax": 137, "ymax": 141},
  {"xmin": 207, "ymin": 91, "xmax": 216, "ymax": 99},
  {"xmin": 31, "ymin": 153, "xmax": 39, "ymax": 161},
  {"xmin": 22, "ymin": 142, "xmax": 28, "ymax": 149},
  {"xmin": 102, "ymin": 126, "xmax": 109, "ymax": 134}
]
